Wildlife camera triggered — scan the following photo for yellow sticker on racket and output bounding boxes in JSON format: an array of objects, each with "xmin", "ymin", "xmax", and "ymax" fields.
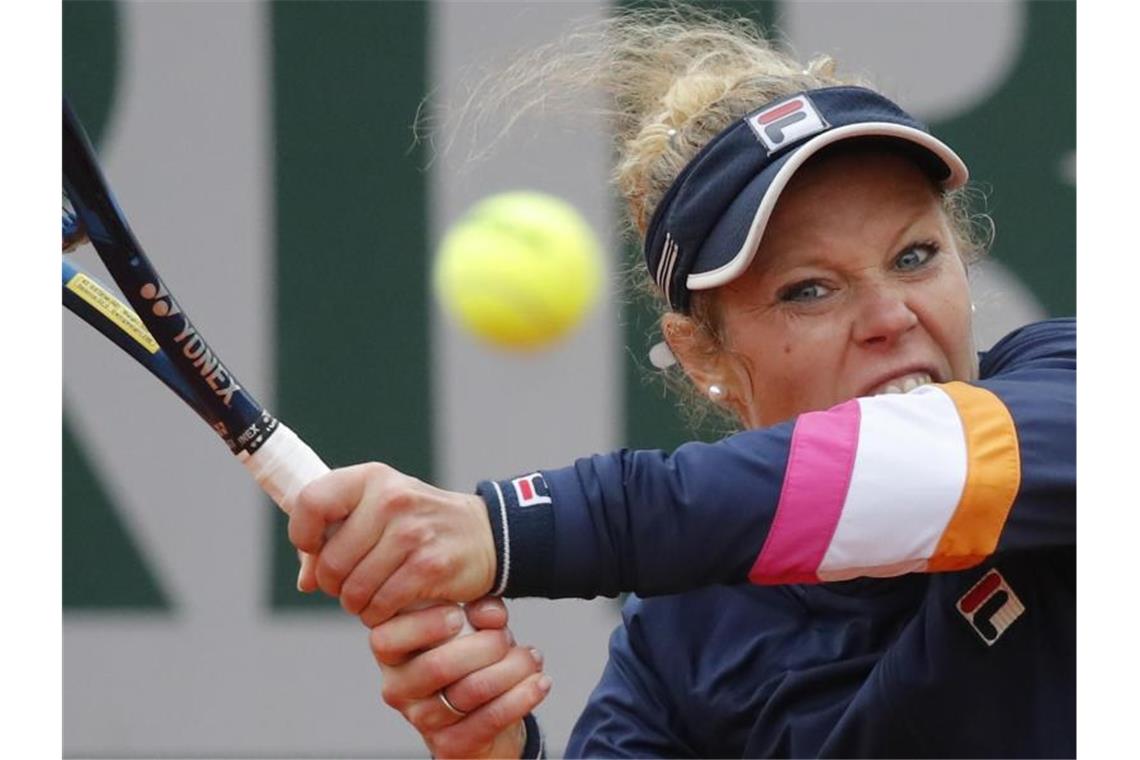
[{"xmin": 66, "ymin": 273, "xmax": 161, "ymax": 354}]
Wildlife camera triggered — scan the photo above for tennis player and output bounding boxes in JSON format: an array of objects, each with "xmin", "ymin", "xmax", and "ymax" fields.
[{"xmin": 287, "ymin": 11, "xmax": 1075, "ymax": 758}]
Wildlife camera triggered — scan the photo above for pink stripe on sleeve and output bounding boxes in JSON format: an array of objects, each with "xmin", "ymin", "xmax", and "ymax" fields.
[{"xmin": 748, "ymin": 399, "xmax": 861, "ymax": 585}]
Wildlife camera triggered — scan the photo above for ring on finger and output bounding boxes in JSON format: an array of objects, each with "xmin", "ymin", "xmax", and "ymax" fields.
[{"xmin": 437, "ymin": 689, "xmax": 468, "ymax": 718}]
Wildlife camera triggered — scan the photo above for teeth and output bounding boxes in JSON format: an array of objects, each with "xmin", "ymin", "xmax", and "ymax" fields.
[{"xmin": 872, "ymin": 372, "xmax": 933, "ymax": 397}]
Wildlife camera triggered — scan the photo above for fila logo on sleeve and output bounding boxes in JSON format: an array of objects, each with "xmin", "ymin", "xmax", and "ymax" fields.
[
  {"xmin": 956, "ymin": 569, "xmax": 1026, "ymax": 645},
  {"xmin": 511, "ymin": 473, "xmax": 552, "ymax": 508},
  {"xmin": 747, "ymin": 95, "xmax": 830, "ymax": 154}
]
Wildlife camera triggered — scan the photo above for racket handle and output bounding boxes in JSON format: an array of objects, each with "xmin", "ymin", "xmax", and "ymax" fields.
[
  {"xmin": 241, "ymin": 421, "xmax": 330, "ymax": 512},
  {"xmin": 242, "ymin": 422, "xmax": 475, "ymax": 635}
]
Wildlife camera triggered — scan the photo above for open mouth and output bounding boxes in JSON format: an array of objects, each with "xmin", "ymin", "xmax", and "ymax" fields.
[{"xmin": 867, "ymin": 371, "xmax": 935, "ymax": 396}]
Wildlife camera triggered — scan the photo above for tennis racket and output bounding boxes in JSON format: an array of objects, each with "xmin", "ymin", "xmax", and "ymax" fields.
[
  {"xmin": 63, "ymin": 97, "xmax": 326, "ymax": 512},
  {"xmin": 63, "ymin": 99, "xmax": 471, "ymax": 630}
]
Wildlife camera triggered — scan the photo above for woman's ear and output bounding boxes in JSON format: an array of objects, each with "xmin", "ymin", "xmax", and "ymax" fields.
[
  {"xmin": 662, "ymin": 311, "xmax": 756, "ymax": 422},
  {"xmin": 661, "ymin": 312, "xmax": 726, "ymax": 395}
]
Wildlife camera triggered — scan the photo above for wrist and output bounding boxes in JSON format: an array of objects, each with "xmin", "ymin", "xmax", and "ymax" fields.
[{"xmin": 465, "ymin": 492, "xmax": 499, "ymax": 597}]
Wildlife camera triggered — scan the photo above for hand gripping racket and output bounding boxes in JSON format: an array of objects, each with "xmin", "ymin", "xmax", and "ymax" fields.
[{"xmin": 63, "ymin": 99, "xmax": 471, "ymax": 631}]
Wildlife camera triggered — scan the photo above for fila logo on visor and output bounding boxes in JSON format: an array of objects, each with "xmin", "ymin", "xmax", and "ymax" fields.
[
  {"xmin": 956, "ymin": 569, "xmax": 1026, "ymax": 646},
  {"xmin": 747, "ymin": 95, "xmax": 829, "ymax": 153},
  {"xmin": 511, "ymin": 473, "xmax": 552, "ymax": 508}
]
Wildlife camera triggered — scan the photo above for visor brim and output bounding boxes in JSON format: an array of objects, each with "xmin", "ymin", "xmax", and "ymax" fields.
[{"xmin": 686, "ymin": 123, "xmax": 969, "ymax": 292}]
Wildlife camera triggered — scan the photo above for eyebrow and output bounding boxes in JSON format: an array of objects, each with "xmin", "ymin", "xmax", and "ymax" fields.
[{"xmin": 757, "ymin": 203, "xmax": 943, "ymax": 277}]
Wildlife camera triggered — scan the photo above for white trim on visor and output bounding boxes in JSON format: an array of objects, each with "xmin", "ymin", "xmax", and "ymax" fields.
[{"xmin": 685, "ymin": 122, "xmax": 969, "ymax": 291}]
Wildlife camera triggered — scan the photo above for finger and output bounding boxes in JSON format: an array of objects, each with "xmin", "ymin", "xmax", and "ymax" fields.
[
  {"xmin": 315, "ymin": 483, "xmax": 395, "ymax": 599},
  {"xmin": 289, "ymin": 463, "xmax": 387, "ymax": 554},
  {"xmin": 464, "ymin": 597, "xmax": 508, "ymax": 630},
  {"xmin": 387, "ymin": 628, "xmax": 512, "ymax": 701},
  {"xmin": 339, "ymin": 531, "xmax": 414, "ymax": 616},
  {"xmin": 429, "ymin": 672, "xmax": 553, "ymax": 760},
  {"xmin": 369, "ymin": 605, "xmax": 467, "ymax": 667},
  {"xmin": 297, "ymin": 551, "xmax": 319, "ymax": 593},
  {"xmin": 444, "ymin": 645, "xmax": 544, "ymax": 714},
  {"xmin": 359, "ymin": 552, "xmax": 457, "ymax": 628},
  {"xmin": 401, "ymin": 692, "xmax": 469, "ymax": 734}
]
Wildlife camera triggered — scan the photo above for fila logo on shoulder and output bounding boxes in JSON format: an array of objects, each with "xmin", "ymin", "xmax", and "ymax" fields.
[
  {"xmin": 511, "ymin": 473, "xmax": 552, "ymax": 508},
  {"xmin": 956, "ymin": 569, "xmax": 1026, "ymax": 646},
  {"xmin": 747, "ymin": 95, "xmax": 830, "ymax": 153}
]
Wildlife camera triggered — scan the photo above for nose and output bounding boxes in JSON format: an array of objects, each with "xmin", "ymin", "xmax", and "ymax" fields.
[{"xmin": 852, "ymin": 283, "xmax": 918, "ymax": 348}]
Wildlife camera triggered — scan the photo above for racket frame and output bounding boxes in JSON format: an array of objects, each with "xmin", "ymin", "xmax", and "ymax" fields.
[{"xmin": 63, "ymin": 98, "xmax": 275, "ymax": 456}]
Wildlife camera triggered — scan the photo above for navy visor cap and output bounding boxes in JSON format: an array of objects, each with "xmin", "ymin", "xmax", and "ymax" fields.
[{"xmin": 643, "ymin": 86, "xmax": 968, "ymax": 313}]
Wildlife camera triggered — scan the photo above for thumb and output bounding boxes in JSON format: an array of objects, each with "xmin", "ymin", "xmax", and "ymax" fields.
[{"xmin": 465, "ymin": 596, "xmax": 508, "ymax": 630}]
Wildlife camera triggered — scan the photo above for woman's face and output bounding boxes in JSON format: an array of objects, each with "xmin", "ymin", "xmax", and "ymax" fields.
[{"xmin": 703, "ymin": 149, "xmax": 977, "ymax": 428}]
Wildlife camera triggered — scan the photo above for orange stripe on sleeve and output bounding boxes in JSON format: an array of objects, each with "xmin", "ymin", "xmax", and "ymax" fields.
[{"xmin": 927, "ymin": 382, "xmax": 1021, "ymax": 571}]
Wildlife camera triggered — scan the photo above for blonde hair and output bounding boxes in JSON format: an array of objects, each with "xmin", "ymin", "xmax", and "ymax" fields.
[{"xmin": 427, "ymin": 5, "xmax": 990, "ymax": 433}]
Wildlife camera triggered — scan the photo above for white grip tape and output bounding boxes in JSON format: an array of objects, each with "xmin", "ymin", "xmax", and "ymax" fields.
[
  {"xmin": 242, "ymin": 423, "xmax": 474, "ymax": 635},
  {"xmin": 241, "ymin": 422, "xmax": 329, "ymax": 513}
]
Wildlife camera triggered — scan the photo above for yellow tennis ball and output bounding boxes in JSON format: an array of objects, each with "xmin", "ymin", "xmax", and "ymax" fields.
[{"xmin": 434, "ymin": 191, "xmax": 603, "ymax": 350}]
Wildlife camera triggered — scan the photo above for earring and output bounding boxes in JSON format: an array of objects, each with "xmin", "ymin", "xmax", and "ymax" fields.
[{"xmin": 707, "ymin": 384, "xmax": 725, "ymax": 402}]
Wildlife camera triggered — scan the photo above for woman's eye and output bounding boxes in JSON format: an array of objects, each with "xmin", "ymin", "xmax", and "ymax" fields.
[
  {"xmin": 894, "ymin": 242, "xmax": 939, "ymax": 271},
  {"xmin": 779, "ymin": 281, "xmax": 831, "ymax": 303}
]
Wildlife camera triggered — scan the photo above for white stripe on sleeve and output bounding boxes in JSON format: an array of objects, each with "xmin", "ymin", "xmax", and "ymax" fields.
[{"xmin": 817, "ymin": 385, "xmax": 968, "ymax": 581}]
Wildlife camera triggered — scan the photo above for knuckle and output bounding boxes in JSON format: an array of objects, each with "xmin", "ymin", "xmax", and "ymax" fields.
[
  {"xmin": 286, "ymin": 518, "xmax": 312, "ymax": 552},
  {"xmin": 456, "ymin": 673, "xmax": 493, "ymax": 707},
  {"xmin": 420, "ymin": 651, "xmax": 452, "ymax": 686},
  {"xmin": 362, "ymin": 461, "xmax": 393, "ymax": 482},
  {"xmin": 405, "ymin": 701, "xmax": 439, "ymax": 733},
  {"xmin": 339, "ymin": 593, "xmax": 361, "ymax": 616},
  {"xmin": 480, "ymin": 700, "xmax": 509, "ymax": 731},
  {"xmin": 408, "ymin": 550, "xmax": 448, "ymax": 582},
  {"xmin": 383, "ymin": 483, "xmax": 407, "ymax": 509},
  {"xmin": 388, "ymin": 523, "xmax": 417, "ymax": 553},
  {"xmin": 316, "ymin": 552, "xmax": 349, "ymax": 583},
  {"xmin": 416, "ymin": 524, "xmax": 440, "ymax": 551},
  {"xmin": 369, "ymin": 628, "xmax": 399, "ymax": 664},
  {"xmin": 380, "ymin": 681, "xmax": 404, "ymax": 710},
  {"xmin": 360, "ymin": 606, "xmax": 382, "ymax": 629},
  {"xmin": 364, "ymin": 595, "xmax": 398, "ymax": 627},
  {"xmin": 383, "ymin": 478, "xmax": 420, "ymax": 514},
  {"xmin": 368, "ymin": 592, "xmax": 398, "ymax": 621},
  {"xmin": 340, "ymin": 578, "xmax": 370, "ymax": 613},
  {"xmin": 428, "ymin": 733, "xmax": 458, "ymax": 758},
  {"xmin": 293, "ymin": 483, "xmax": 319, "ymax": 516}
]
